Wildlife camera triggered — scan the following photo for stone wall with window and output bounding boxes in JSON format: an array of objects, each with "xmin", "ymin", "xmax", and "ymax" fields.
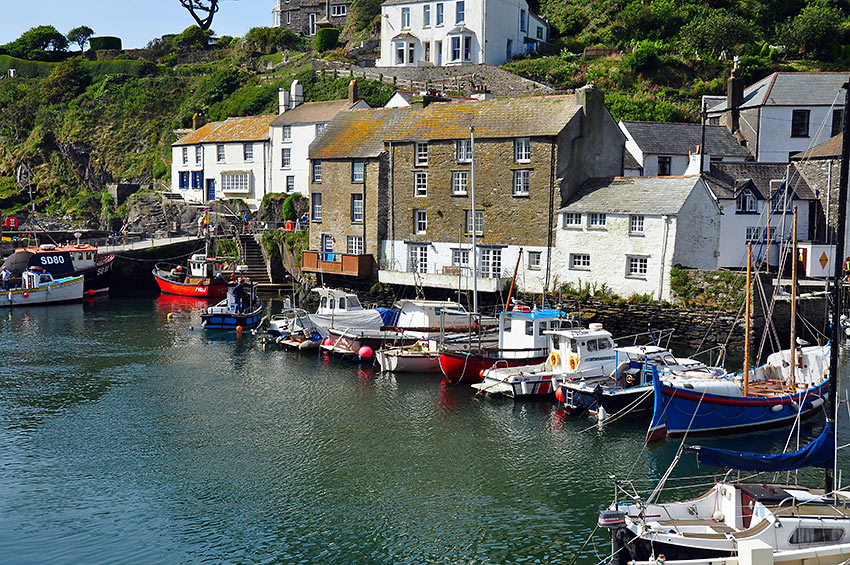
[
  {"xmin": 307, "ymin": 157, "xmax": 387, "ymax": 266},
  {"xmin": 273, "ymin": 0, "xmax": 350, "ymax": 36}
]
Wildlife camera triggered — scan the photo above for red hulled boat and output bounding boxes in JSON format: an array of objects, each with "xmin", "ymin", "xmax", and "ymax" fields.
[{"xmin": 152, "ymin": 253, "xmax": 227, "ymax": 299}]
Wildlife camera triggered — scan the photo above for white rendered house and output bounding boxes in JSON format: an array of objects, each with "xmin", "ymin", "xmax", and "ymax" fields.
[
  {"xmin": 376, "ymin": 0, "xmax": 548, "ymax": 67},
  {"xmin": 553, "ymin": 176, "xmax": 721, "ymax": 301},
  {"xmin": 269, "ymin": 80, "xmax": 368, "ymax": 196},
  {"xmin": 171, "ymin": 114, "xmax": 277, "ymax": 209}
]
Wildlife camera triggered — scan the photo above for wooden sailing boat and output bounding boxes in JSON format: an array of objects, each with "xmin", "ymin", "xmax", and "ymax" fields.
[{"xmin": 600, "ymin": 78, "xmax": 850, "ymax": 563}]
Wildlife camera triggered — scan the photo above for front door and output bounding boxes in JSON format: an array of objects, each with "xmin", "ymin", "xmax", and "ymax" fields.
[
  {"xmin": 206, "ymin": 179, "xmax": 215, "ymax": 201},
  {"xmin": 436, "ymin": 41, "xmax": 442, "ymax": 65},
  {"xmin": 322, "ymin": 234, "xmax": 334, "ymax": 260}
]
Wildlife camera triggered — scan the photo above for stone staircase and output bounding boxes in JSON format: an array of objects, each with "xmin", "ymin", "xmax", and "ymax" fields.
[{"xmin": 237, "ymin": 234, "xmax": 271, "ymax": 285}]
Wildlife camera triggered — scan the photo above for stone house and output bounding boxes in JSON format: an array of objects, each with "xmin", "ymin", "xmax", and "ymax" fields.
[
  {"xmin": 378, "ymin": 86, "xmax": 624, "ymax": 294},
  {"xmin": 703, "ymin": 161, "xmax": 816, "ymax": 271},
  {"xmin": 303, "ymin": 106, "xmax": 410, "ymax": 278},
  {"xmin": 376, "ymin": 0, "xmax": 549, "ymax": 68},
  {"xmin": 619, "ymin": 120, "xmax": 751, "ymax": 177},
  {"xmin": 707, "ymin": 70, "xmax": 847, "ymax": 163},
  {"xmin": 554, "ymin": 176, "xmax": 721, "ymax": 301},
  {"xmin": 269, "ymin": 80, "xmax": 368, "ymax": 197},
  {"xmin": 272, "ymin": 0, "xmax": 351, "ymax": 36},
  {"xmin": 171, "ymin": 114, "xmax": 278, "ymax": 209}
]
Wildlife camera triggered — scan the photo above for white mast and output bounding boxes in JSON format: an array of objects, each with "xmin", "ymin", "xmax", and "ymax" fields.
[{"xmin": 470, "ymin": 125, "xmax": 478, "ymax": 314}]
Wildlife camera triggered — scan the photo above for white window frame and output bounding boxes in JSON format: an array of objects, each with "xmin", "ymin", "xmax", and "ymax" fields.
[
  {"xmin": 627, "ymin": 256, "xmax": 648, "ymax": 277},
  {"xmin": 414, "ymin": 171, "xmax": 428, "ymax": 196},
  {"xmin": 570, "ymin": 253, "xmax": 590, "ymax": 270},
  {"xmin": 456, "ymin": 139, "xmax": 472, "ymax": 162},
  {"xmin": 182, "ymin": 147, "xmax": 188, "ymax": 165},
  {"xmin": 629, "ymin": 214, "xmax": 645, "ymax": 234},
  {"xmin": 415, "ymin": 142, "xmax": 428, "ymax": 166},
  {"xmin": 465, "ymin": 209, "xmax": 483, "ymax": 235},
  {"xmin": 330, "ymin": 4, "xmax": 347, "ymax": 17},
  {"xmin": 351, "ymin": 193, "xmax": 364, "ymax": 223},
  {"xmin": 452, "ymin": 171, "xmax": 468, "ymax": 195},
  {"xmin": 347, "ymin": 235, "xmax": 363, "ymax": 255},
  {"xmin": 195, "ymin": 145, "xmax": 202, "ymax": 164},
  {"xmin": 282, "ymin": 125, "xmax": 291, "ymax": 141},
  {"xmin": 745, "ymin": 226, "xmax": 760, "ymax": 243},
  {"xmin": 216, "ymin": 144, "xmax": 225, "ymax": 163},
  {"xmin": 281, "ymin": 148, "xmax": 291, "ymax": 169},
  {"xmin": 221, "ymin": 172, "xmax": 250, "ymax": 193},
  {"xmin": 737, "ymin": 189, "xmax": 757, "ymax": 212},
  {"xmin": 452, "ymin": 248, "xmax": 469, "ymax": 269},
  {"xmin": 311, "ymin": 193, "xmax": 322, "ymax": 221},
  {"xmin": 286, "ymin": 175, "xmax": 295, "ymax": 192},
  {"xmin": 451, "ymin": 36, "xmax": 461, "ymax": 61},
  {"xmin": 589, "ymin": 213, "xmax": 607, "ymax": 227},
  {"xmin": 352, "ymin": 161, "xmax": 365, "ymax": 183},
  {"xmin": 455, "ymin": 0, "xmax": 465, "ymax": 23},
  {"xmin": 563, "ymin": 212, "xmax": 581, "ymax": 227},
  {"xmin": 513, "ymin": 170, "xmax": 530, "ymax": 196},
  {"xmin": 515, "ymin": 138, "xmax": 530, "ymax": 162},
  {"xmin": 312, "ymin": 161, "xmax": 322, "ymax": 183},
  {"xmin": 480, "ymin": 248, "xmax": 502, "ymax": 278},
  {"xmin": 528, "ymin": 251, "xmax": 542, "ymax": 270},
  {"xmin": 316, "ymin": 123, "xmax": 326, "ymax": 135},
  {"xmin": 396, "ymin": 42, "xmax": 405, "ymax": 65},
  {"xmin": 401, "ymin": 7, "xmax": 410, "ymax": 28},
  {"xmin": 414, "ymin": 209, "xmax": 427, "ymax": 233},
  {"xmin": 409, "ymin": 244, "xmax": 428, "ymax": 274},
  {"xmin": 436, "ymin": 2, "xmax": 444, "ymax": 25},
  {"xmin": 423, "ymin": 4, "xmax": 431, "ymax": 27},
  {"xmin": 243, "ymin": 143, "xmax": 254, "ymax": 162}
]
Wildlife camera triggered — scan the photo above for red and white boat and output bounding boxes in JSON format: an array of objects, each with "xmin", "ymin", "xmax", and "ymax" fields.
[
  {"xmin": 152, "ymin": 253, "xmax": 227, "ymax": 299},
  {"xmin": 2, "ymin": 243, "xmax": 113, "ymax": 295},
  {"xmin": 440, "ymin": 307, "xmax": 570, "ymax": 385}
]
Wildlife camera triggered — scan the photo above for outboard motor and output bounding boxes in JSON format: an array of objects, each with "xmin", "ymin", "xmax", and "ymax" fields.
[{"xmin": 598, "ymin": 509, "xmax": 626, "ymax": 529}]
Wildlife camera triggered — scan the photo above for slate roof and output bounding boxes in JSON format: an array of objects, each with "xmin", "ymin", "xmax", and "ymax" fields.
[
  {"xmin": 620, "ymin": 121, "xmax": 751, "ymax": 158},
  {"xmin": 173, "ymin": 115, "xmax": 277, "ymax": 146},
  {"xmin": 624, "ymin": 150, "xmax": 642, "ymax": 171},
  {"xmin": 559, "ymin": 176, "xmax": 704, "ymax": 215},
  {"xmin": 706, "ymin": 161, "xmax": 816, "ymax": 200},
  {"xmin": 708, "ymin": 72, "xmax": 848, "ymax": 112},
  {"xmin": 270, "ymin": 100, "xmax": 357, "ymax": 127},
  {"xmin": 310, "ymin": 95, "xmax": 582, "ymax": 159},
  {"xmin": 793, "ymin": 133, "xmax": 843, "ymax": 160}
]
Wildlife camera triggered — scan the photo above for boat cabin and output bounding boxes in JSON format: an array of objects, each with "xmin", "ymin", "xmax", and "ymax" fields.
[
  {"xmin": 4, "ymin": 243, "xmax": 99, "ymax": 278},
  {"xmin": 394, "ymin": 299, "xmax": 468, "ymax": 332},
  {"xmin": 545, "ymin": 324, "xmax": 617, "ymax": 375},
  {"xmin": 21, "ymin": 267, "xmax": 55, "ymax": 289},
  {"xmin": 499, "ymin": 308, "xmax": 570, "ymax": 353},
  {"xmin": 312, "ymin": 287, "xmax": 365, "ymax": 316},
  {"xmin": 187, "ymin": 254, "xmax": 223, "ymax": 279}
]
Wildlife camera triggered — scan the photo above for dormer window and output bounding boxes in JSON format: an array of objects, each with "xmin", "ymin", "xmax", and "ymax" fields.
[{"xmin": 736, "ymin": 189, "xmax": 757, "ymax": 213}]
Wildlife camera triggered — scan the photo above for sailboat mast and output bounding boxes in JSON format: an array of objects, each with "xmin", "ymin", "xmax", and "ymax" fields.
[
  {"xmin": 790, "ymin": 208, "xmax": 798, "ymax": 388},
  {"xmin": 470, "ymin": 125, "xmax": 478, "ymax": 314},
  {"xmin": 744, "ymin": 243, "xmax": 751, "ymax": 396},
  {"xmin": 827, "ymin": 80, "xmax": 850, "ymax": 494}
]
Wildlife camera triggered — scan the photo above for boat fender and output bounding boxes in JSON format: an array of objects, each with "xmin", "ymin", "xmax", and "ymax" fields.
[
  {"xmin": 771, "ymin": 404, "xmax": 784, "ymax": 412},
  {"xmin": 712, "ymin": 510, "xmax": 725, "ymax": 522},
  {"xmin": 568, "ymin": 354, "xmax": 578, "ymax": 370},
  {"xmin": 548, "ymin": 351, "xmax": 561, "ymax": 367},
  {"xmin": 810, "ymin": 397, "xmax": 824, "ymax": 409},
  {"xmin": 791, "ymin": 401, "xmax": 799, "ymax": 411}
]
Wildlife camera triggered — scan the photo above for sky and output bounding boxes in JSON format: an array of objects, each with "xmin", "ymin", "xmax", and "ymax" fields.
[{"xmin": 1, "ymin": 0, "xmax": 272, "ymax": 50}]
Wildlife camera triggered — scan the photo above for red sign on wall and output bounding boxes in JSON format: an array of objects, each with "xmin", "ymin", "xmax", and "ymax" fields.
[{"xmin": 4, "ymin": 216, "xmax": 18, "ymax": 229}]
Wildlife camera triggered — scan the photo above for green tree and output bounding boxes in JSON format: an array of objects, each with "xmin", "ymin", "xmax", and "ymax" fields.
[
  {"xmin": 67, "ymin": 25, "xmax": 94, "ymax": 51},
  {"xmin": 242, "ymin": 26, "xmax": 307, "ymax": 54},
  {"xmin": 3, "ymin": 25, "xmax": 69, "ymax": 60},
  {"xmin": 41, "ymin": 57, "xmax": 91, "ymax": 105},
  {"xmin": 680, "ymin": 9, "xmax": 755, "ymax": 56},
  {"xmin": 174, "ymin": 25, "xmax": 213, "ymax": 50},
  {"xmin": 779, "ymin": 1, "xmax": 844, "ymax": 56}
]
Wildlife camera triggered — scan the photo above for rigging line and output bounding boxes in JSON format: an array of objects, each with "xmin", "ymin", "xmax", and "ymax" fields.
[
  {"xmin": 576, "ymin": 388, "xmax": 654, "ymax": 434},
  {"xmin": 106, "ymin": 244, "xmax": 208, "ymax": 263},
  {"xmin": 566, "ymin": 523, "xmax": 600, "ymax": 565}
]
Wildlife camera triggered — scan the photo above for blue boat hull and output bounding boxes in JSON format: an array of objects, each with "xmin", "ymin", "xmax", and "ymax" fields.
[
  {"xmin": 646, "ymin": 367, "xmax": 829, "ymax": 441},
  {"xmin": 201, "ymin": 306, "xmax": 263, "ymax": 331}
]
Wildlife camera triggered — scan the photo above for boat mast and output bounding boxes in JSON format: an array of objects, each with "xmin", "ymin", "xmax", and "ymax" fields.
[
  {"xmin": 504, "ymin": 248, "xmax": 523, "ymax": 312},
  {"xmin": 470, "ymin": 125, "xmax": 478, "ymax": 314},
  {"xmin": 827, "ymin": 80, "xmax": 850, "ymax": 494},
  {"xmin": 744, "ymin": 243, "xmax": 751, "ymax": 396},
  {"xmin": 790, "ymin": 208, "xmax": 798, "ymax": 388}
]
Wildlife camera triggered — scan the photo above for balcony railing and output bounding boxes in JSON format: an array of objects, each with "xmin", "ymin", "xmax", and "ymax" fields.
[{"xmin": 302, "ymin": 250, "xmax": 374, "ymax": 277}]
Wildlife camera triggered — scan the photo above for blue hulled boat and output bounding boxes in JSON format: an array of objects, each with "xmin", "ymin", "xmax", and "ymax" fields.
[{"xmin": 201, "ymin": 283, "xmax": 263, "ymax": 331}]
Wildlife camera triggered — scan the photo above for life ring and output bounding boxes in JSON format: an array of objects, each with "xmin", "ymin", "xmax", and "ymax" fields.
[
  {"xmin": 513, "ymin": 305, "xmax": 532, "ymax": 313},
  {"xmin": 625, "ymin": 373, "xmax": 636, "ymax": 386},
  {"xmin": 548, "ymin": 351, "xmax": 561, "ymax": 366},
  {"xmin": 568, "ymin": 355, "xmax": 579, "ymax": 370}
]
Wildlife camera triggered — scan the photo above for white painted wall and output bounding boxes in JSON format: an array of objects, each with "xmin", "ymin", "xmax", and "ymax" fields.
[
  {"xmin": 170, "ymin": 140, "xmax": 271, "ymax": 209},
  {"xmin": 380, "ymin": 239, "xmax": 548, "ymax": 292},
  {"xmin": 716, "ymin": 199, "xmax": 810, "ymax": 269},
  {"xmin": 756, "ymin": 105, "xmax": 841, "ymax": 163},
  {"xmin": 670, "ymin": 182, "xmax": 721, "ymax": 272}
]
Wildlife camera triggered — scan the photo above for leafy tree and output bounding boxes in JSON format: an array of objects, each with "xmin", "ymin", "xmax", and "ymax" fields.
[
  {"xmin": 680, "ymin": 9, "xmax": 755, "ymax": 56},
  {"xmin": 3, "ymin": 25, "xmax": 68, "ymax": 60},
  {"xmin": 41, "ymin": 57, "xmax": 91, "ymax": 104},
  {"xmin": 174, "ymin": 25, "xmax": 213, "ymax": 50},
  {"xmin": 67, "ymin": 26, "xmax": 94, "ymax": 51},
  {"xmin": 242, "ymin": 27, "xmax": 307, "ymax": 54},
  {"xmin": 779, "ymin": 1, "xmax": 844, "ymax": 57},
  {"xmin": 178, "ymin": 0, "xmax": 222, "ymax": 30}
]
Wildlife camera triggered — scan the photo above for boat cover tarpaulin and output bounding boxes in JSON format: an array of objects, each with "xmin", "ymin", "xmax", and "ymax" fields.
[
  {"xmin": 697, "ymin": 422, "xmax": 835, "ymax": 471},
  {"xmin": 376, "ymin": 307, "xmax": 400, "ymax": 326}
]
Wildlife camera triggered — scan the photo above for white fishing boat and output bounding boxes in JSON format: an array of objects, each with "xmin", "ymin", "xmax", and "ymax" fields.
[
  {"xmin": 376, "ymin": 340, "xmax": 442, "ymax": 373},
  {"xmin": 1, "ymin": 267, "xmax": 84, "ymax": 306}
]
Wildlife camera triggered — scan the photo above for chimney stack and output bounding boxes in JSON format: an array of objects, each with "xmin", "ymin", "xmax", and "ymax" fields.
[
  {"xmin": 279, "ymin": 88, "xmax": 290, "ymax": 114},
  {"xmin": 192, "ymin": 113, "xmax": 206, "ymax": 130},
  {"xmin": 290, "ymin": 79, "xmax": 304, "ymax": 109},
  {"xmin": 726, "ymin": 57, "xmax": 744, "ymax": 134},
  {"xmin": 348, "ymin": 79, "xmax": 358, "ymax": 103}
]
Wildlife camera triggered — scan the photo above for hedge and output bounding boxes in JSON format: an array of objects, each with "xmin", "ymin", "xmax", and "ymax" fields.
[
  {"xmin": 0, "ymin": 54, "xmax": 55, "ymax": 78},
  {"xmin": 315, "ymin": 28, "xmax": 340, "ymax": 52},
  {"xmin": 89, "ymin": 36, "xmax": 122, "ymax": 51}
]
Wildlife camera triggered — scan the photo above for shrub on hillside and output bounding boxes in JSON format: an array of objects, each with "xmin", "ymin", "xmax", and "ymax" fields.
[
  {"xmin": 3, "ymin": 25, "xmax": 68, "ymax": 61},
  {"xmin": 679, "ymin": 9, "xmax": 755, "ymax": 57},
  {"xmin": 315, "ymin": 28, "xmax": 340, "ymax": 52},
  {"xmin": 41, "ymin": 57, "xmax": 91, "ymax": 104},
  {"xmin": 242, "ymin": 27, "xmax": 307, "ymax": 54},
  {"xmin": 89, "ymin": 36, "xmax": 122, "ymax": 51},
  {"xmin": 174, "ymin": 26, "xmax": 213, "ymax": 51},
  {"xmin": 778, "ymin": 2, "xmax": 844, "ymax": 58}
]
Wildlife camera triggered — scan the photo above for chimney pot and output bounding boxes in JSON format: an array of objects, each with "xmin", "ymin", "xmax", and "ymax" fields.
[{"xmin": 348, "ymin": 79, "xmax": 358, "ymax": 103}]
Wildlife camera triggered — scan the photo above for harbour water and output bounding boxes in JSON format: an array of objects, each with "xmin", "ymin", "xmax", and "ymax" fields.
[{"xmin": 1, "ymin": 296, "xmax": 848, "ymax": 563}]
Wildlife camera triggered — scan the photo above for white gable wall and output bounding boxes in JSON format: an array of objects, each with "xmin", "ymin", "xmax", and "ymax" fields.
[
  {"xmin": 756, "ymin": 105, "xmax": 838, "ymax": 162},
  {"xmin": 670, "ymin": 181, "xmax": 721, "ymax": 271},
  {"xmin": 716, "ymin": 199, "xmax": 810, "ymax": 269}
]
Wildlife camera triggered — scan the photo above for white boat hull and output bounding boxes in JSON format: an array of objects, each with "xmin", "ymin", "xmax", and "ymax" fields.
[
  {"xmin": 1, "ymin": 275, "xmax": 84, "ymax": 307},
  {"xmin": 376, "ymin": 349, "xmax": 441, "ymax": 373}
]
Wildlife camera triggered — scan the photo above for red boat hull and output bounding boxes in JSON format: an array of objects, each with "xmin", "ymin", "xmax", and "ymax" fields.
[
  {"xmin": 439, "ymin": 350, "xmax": 547, "ymax": 384},
  {"xmin": 153, "ymin": 273, "xmax": 227, "ymax": 299}
]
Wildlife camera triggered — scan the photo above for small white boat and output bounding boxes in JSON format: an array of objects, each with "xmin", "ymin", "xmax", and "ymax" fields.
[
  {"xmin": 376, "ymin": 340, "xmax": 442, "ymax": 373},
  {"xmin": 1, "ymin": 267, "xmax": 84, "ymax": 307},
  {"xmin": 266, "ymin": 301, "xmax": 323, "ymax": 350}
]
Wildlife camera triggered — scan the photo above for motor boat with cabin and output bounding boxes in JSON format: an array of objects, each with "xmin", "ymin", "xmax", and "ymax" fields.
[
  {"xmin": 0, "ymin": 266, "xmax": 84, "ymax": 306},
  {"xmin": 471, "ymin": 322, "xmax": 617, "ymax": 397},
  {"xmin": 442, "ymin": 307, "xmax": 571, "ymax": 386},
  {"xmin": 265, "ymin": 299, "xmax": 323, "ymax": 350},
  {"xmin": 201, "ymin": 282, "xmax": 263, "ymax": 330},
  {"xmin": 152, "ymin": 253, "xmax": 227, "ymax": 299},
  {"xmin": 308, "ymin": 287, "xmax": 398, "ymax": 336},
  {"xmin": 2, "ymin": 243, "xmax": 113, "ymax": 295}
]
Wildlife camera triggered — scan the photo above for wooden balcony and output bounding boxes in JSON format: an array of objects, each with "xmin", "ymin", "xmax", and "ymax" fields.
[{"xmin": 301, "ymin": 250, "xmax": 374, "ymax": 277}]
